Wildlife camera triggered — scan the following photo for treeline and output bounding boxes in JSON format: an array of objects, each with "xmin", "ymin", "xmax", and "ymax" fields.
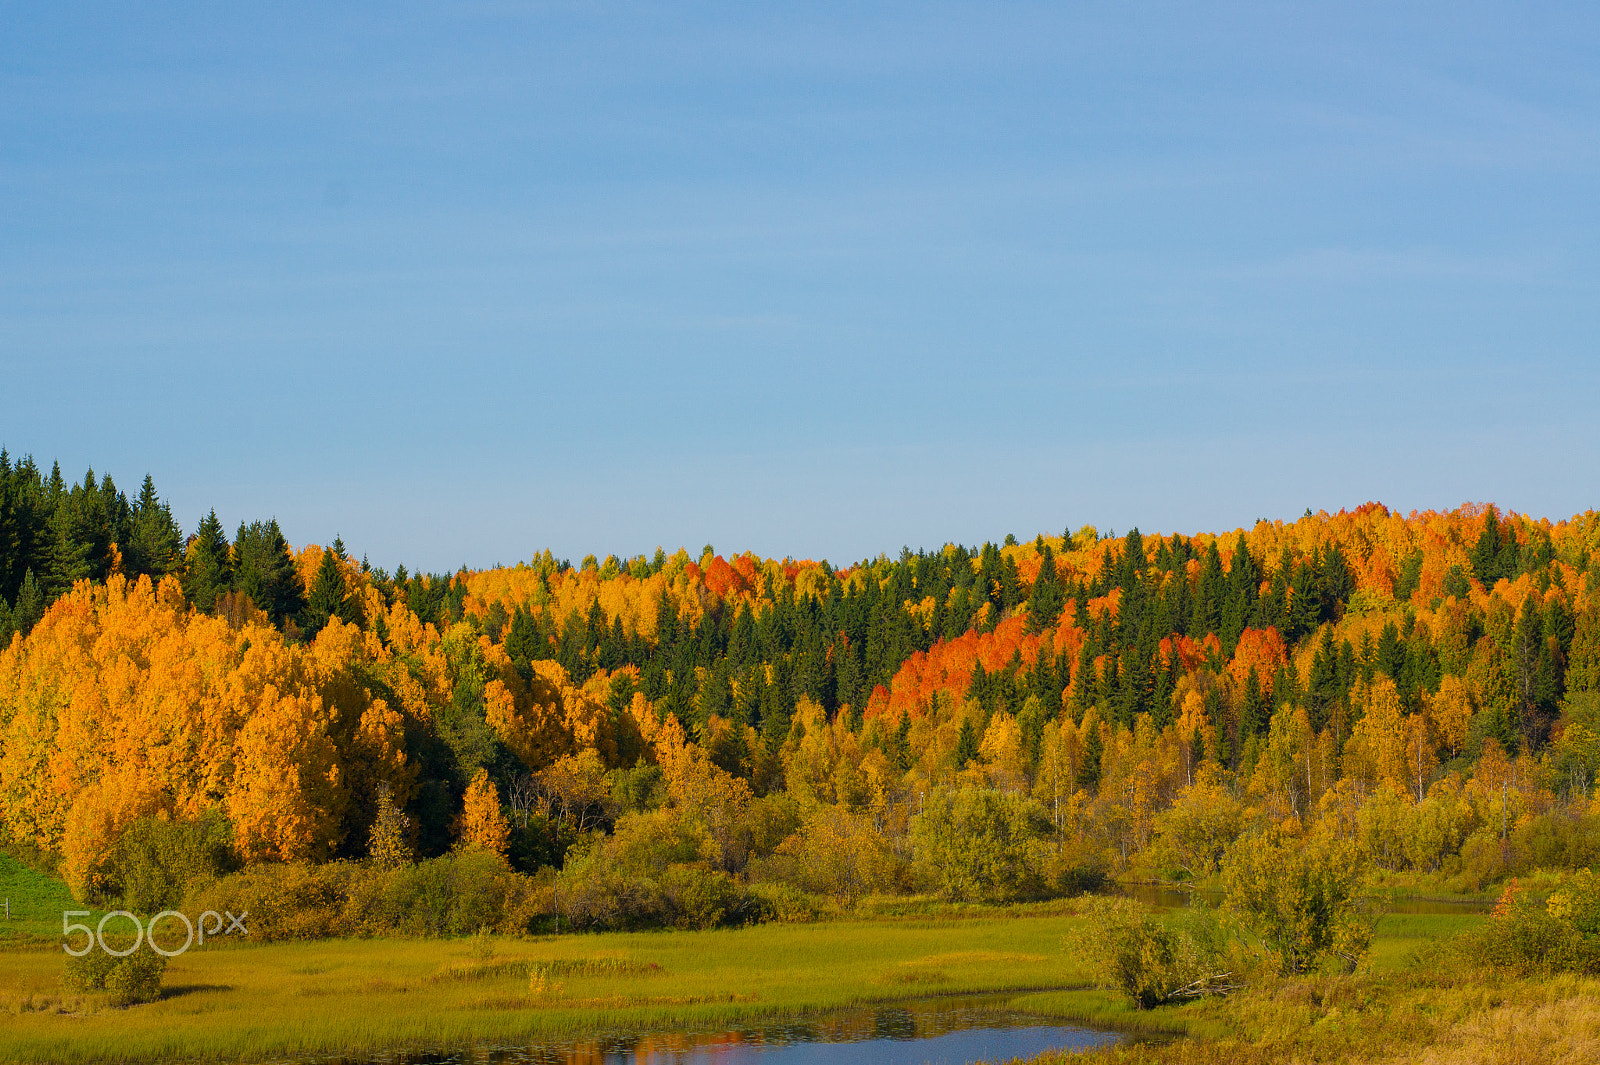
[
  {"xmin": 3, "ymin": 449, "xmax": 1600, "ymax": 930},
  {"xmin": 1, "ymin": 453, "xmax": 368, "ymax": 643},
  {"xmin": 0, "ymin": 454, "xmax": 183, "ymax": 634}
]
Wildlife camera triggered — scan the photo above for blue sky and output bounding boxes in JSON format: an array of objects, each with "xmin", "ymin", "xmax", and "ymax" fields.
[{"xmin": 4, "ymin": 2, "xmax": 1597, "ymax": 572}]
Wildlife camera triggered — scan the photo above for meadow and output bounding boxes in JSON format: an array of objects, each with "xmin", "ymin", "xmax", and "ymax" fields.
[
  {"xmin": 1, "ymin": 896, "xmax": 1125, "ymax": 1064},
  {"xmin": 0, "ymin": 849, "xmax": 1519, "ymax": 1065}
]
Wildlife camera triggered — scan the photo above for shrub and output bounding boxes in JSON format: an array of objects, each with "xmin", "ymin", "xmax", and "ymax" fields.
[
  {"xmin": 553, "ymin": 864, "xmax": 668, "ymax": 931},
  {"xmin": 1221, "ymin": 828, "xmax": 1374, "ymax": 975},
  {"xmin": 86, "ymin": 810, "xmax": 237, "ymax": 912},
  {"xmin": 184, "ymin": 853, "xmax": 541, "ymax": 939},
  {"xmin": 756, "ymin": 804, "xmax": 901, "ymax": 905},
  {"xmin": 63, "ymin": 945, "xmax": 118, "ymax": 992},
  {"xmin": 1478, "ymin": 871, "xmax": 1600, "ymax": 974},
  {"xmin": 745, "ymin": 881, "xmax": 826, "ymax": 923},
  {"xmin": 374, "ymin": 850, "xmax": 537, "ymax": 936},
  {"xmin": 1070, "ymin": 896, "xmax": 1247, "ymax": 1009},
  {"xmin": 1048, "ymin": 842, "xmax": 1110, "ymax": 895},
  {"xmin": 183, "ymin": 861, "xmax": 360, "ymax": 941},
  {"xmin": 911, "ymin": 787, "xmax": 1052, "ymax": 901},
  {"xmin": 104, "ymin": 946, "xmax": 167, "ymax": 1006},
  {"xmin": 64, "ymin": 940, "xmax": 167, "ymax": 1006},
  {"xmin": 1453, "ymin": 811, "xmax": 1600, "ymax": 893},
  {"xmin": 661, "ymin": 865, "xmax": 747, "ymax": 929}
]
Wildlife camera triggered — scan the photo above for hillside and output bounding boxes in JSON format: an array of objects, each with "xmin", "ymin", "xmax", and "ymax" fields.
[{"xmin": 2, "ymin": 452, "xmax": 1599, "ymax": 914}]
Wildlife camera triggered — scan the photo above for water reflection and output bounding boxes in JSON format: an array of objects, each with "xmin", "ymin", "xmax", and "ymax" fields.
[
  {"xmin": 870, "ymin": 1006, "xmax": 917, "ymax": 1042},
  {"xmin": 319, "ymin": 994, "xmax": 1123, "ymax": 1065}
]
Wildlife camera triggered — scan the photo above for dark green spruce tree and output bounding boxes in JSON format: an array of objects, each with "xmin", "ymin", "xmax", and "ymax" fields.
[
  {"xmin": 183, "ymin": 510, "xmax": 233, "ymax": 613},
  {"xmin": 234, "ymin": 519, "xmax": 306, "ymax": 627},
  {"xmin": 125, "ymin": 475, "xmax": 183, "ymax": 581},
  {"xmin": 12, "ymin": 569, "xmax": 44, "ymax": 636},
  {"xmin": 302, "ymin": 538, "xmax": 357, "ymax": 639},
  {"xmin": 41, "ymin": 497, "xmax": 93, "ymax": 599}
]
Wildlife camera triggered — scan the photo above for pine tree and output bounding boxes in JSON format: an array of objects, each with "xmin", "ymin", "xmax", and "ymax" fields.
[
  {"xmin": 41, "ymin": 499, "xmax": 92, "ymax": 599},
  {"xmin": 1239, "ymin": 667, "xmax": 1266, "ymax": 739},
  {"xmin": 302, "ymin": 545, "xmax": 354, "ymax": 639},
  {"xmin": 234, "ymin": 519, "xmax": 306, "ymax": 626},
  {"xmin": 183, "ymin": 510, "xmax": 233, "ymax": 612},
  {"xmin": 1569, "ymin": 599, "xmax": 1600, "ymax": 697},
  {"xmin": 954, "ymin": 715, "xmax": 980, "ymax": 769},
  {"xmin": 1076, "ymin": 721, "xmax": 1104, "ymax": 790},
  {"xmin": 890, "ymin": 712, "xmax": 913, "ymax": 772},
  {"xmin": 504, "ymin": 606, "xmax": 541, "ymax": 670},
  {"xmin": 1287, "ymin": 559, "xmax": 1321, "ymax": 642},
  {"xmin": 1472, "ymin": 508, "xmax": 1503, "ymax": 585},
  {"xmin": 1026, "ymin": 541, "xmax": 1065, "ymax": 632},
  {"xmin": 12, "ymin": 568, "xmax": 44, "ymax": 635},
  {"xmin": 1508, "ymin": 595, "xmax": 1558, "ymax": 752},
  {"xmin": 126, "ymin": 475, "xmax": 183, "ymax": 580},
  {"xmin": 0, "ymin": 450, "xmax": 24, "ymax": 601},
  {"xmin": 1319, "ymin": 545, "xmax": 1354, "ymax": 620},
  {"xmin": 1219, "ymin": 533, "xmax": 1258, "ymax": 655},
  {"xmin": 1189, "ymin": 542, "xmax": 1224, "ymax": 639}
]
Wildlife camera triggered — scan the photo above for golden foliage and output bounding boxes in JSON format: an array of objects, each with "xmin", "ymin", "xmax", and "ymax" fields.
[
  {"xmin": 455, "ymin": 768, "xmax": 510, "ymax": 858},
  {"xmin": 0, "ymin": 576, "xmax": 412, "ymax": 892}
]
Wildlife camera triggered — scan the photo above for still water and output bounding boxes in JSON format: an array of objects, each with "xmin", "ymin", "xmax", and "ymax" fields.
[{"xmin": 320, "ymin": 994, "xmax": 1126, "ymax": 1065}]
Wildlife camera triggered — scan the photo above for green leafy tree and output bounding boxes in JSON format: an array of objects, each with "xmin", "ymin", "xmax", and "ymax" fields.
[
  {"xmin": 1149, "ymin": 778, "xmax": 1251, "ymax": 880},
  {"xmin": 86, "ymin": 811, "xmax": 236, "ymax": 912},
  {"xmin": 911, "ymin": 787, "xmax": 1052, "ymax": 901}
]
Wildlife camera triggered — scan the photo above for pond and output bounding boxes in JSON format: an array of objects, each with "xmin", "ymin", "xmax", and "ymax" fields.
[{"xmin": 316, "ymin": 993, "xmax": 1128, "ymax": 1065}]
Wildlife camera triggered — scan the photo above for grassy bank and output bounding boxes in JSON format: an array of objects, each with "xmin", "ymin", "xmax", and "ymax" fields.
[
  {"xmin": 1020, "ymin": 969, "xmax": 1600, "ymax": 1065},
  {"xmin": 0, "ymin": 853, "xmax": 108, "ymax": 945},
  {"xmin": 1013, "ymin": 907, "xmax": 1600, "ymax": 1065}
]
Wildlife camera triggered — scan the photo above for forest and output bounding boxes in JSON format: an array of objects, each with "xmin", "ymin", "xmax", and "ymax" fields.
[{"xmin": 3, "ymin": 448, "xmax": 1600, "ymax": 938}]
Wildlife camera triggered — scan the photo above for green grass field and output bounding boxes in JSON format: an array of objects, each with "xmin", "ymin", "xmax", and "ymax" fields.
[
  {"xmin": 1, "ymin": 911, "xmax": 1118, "ymax": 1063},
  {"xmin": 0, "ymin": 852, "xmax": 1496, "ymax": 1065},
  {"xmin": 0, "ymin": 853, "xmax": 109, "ymax": 945}
]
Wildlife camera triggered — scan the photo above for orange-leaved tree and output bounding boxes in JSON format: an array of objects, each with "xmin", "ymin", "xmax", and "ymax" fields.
[{"xmin": 455, "ymin": 767, "xmax": 510, "ymax": 858}]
